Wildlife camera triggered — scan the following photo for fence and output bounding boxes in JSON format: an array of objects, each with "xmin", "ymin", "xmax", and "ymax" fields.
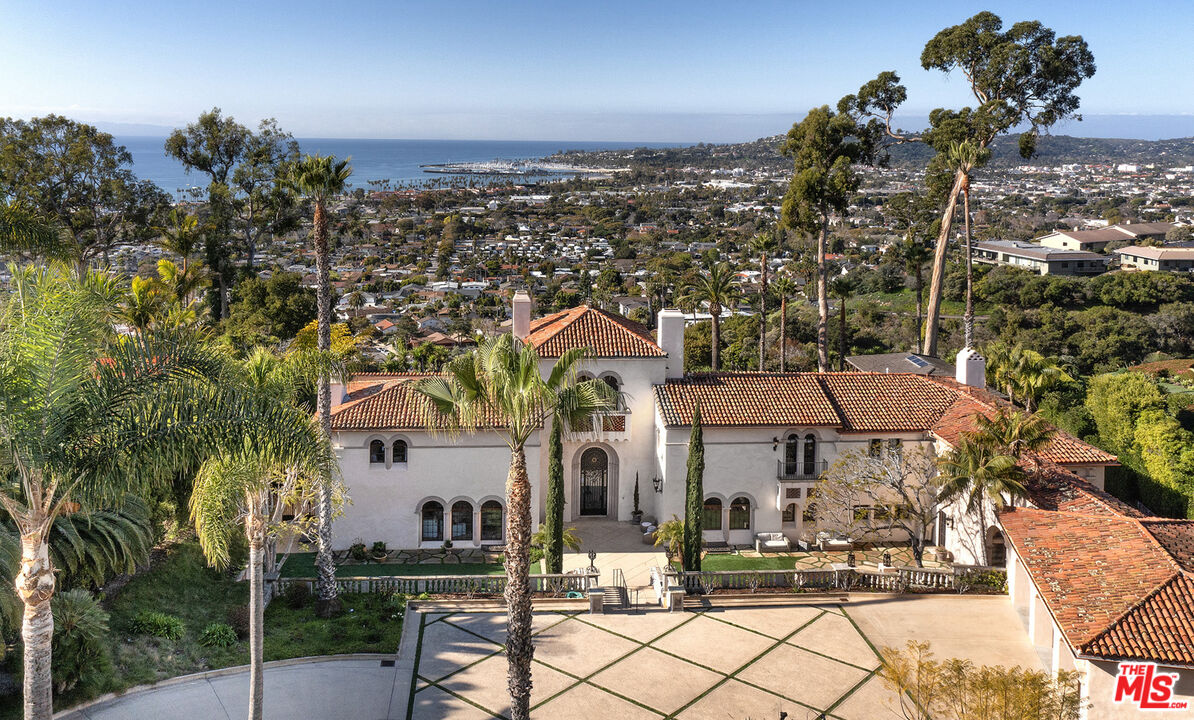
[
  {"xmin": 658, "ymin": 565, "xmax": 1004, "ymax": 595},
  {"xmin": 275, "ymin": 570, "xmax": 599, "ymax": 597}
]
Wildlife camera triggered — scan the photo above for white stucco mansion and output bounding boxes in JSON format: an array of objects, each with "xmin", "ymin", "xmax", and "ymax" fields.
[{"xmin": 328, "ymin": 293, "xmax": 1117, "ymax": 563}]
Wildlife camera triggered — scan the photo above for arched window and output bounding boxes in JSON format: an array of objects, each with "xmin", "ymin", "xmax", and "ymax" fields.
[
  {"xmin": 480, "ymin": 501, "xmax": 503, "ymax": 542},
  {"xmin": 421, "ymin": 501, "xmax": 443, "ymax": 541},
  {"xmin": 369, "ymin": 439, "xmax": 385, "ymax": 464},
  {"xmin": 451, "ymin": 501, "xmax": 473, "ymax": 541},
  {"xmin": 803, "ymin": 434, "xmax": 817, "ymax": 477},
  {"xmin": 784, "ymin": 435, "xmax": 800, "ymax": 477},
  {"xmin": 782, "ymin": 502, "xmax": 796, "ymax": 524},
  {"xmin": 729, "ymin": 497, "xmax": 751, "ymax": 530},
  {"xmin": 392, "ymin": 439, "xmax": 408, "ymax": 464},
  {"xmin": 802, "ymin": 503, "xmax": 817, "ymax": 523},
  {"xmin": 602, "ymin": 375, "xmax": 620, "ymax": 392},
  {"xmin": 702, "ymin": 498, "xmax": 722, "ymax": 530},
  {"xmin": 577, "ymin": 373, "xmax": 594, "ymax": 382}
]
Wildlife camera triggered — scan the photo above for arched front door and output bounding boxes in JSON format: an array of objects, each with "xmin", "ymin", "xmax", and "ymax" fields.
[{"xmin": 579, "ymin": 447, "xmax": 609, "ymax": 516}]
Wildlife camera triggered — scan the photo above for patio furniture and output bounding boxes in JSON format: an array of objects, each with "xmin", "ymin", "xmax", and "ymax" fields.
[
  {"xmin": 754, "ymin": 532, "xmax": 792, "ymax": 553},
  {"xmin": 817, "ymin": 532, "xmax": 853, "ymax": 552}
]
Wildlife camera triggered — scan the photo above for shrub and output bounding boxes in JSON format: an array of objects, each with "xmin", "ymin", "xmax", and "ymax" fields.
[
  {"xmin": 227, "ymin": 604, "xmax": 251, "ymax": 639},
  {"xmin": 348, "ymin": 539, "xmax": 368, "ymax": 562},
  {"xmin": 131, "ymin": 610, "xmax": 185, "ymax": 642},
  {"xmin": 52, "ymin": 589, "xmax": 112, "ymax": 693},
  {"xmin": 283, "ymin": 581, "xmax": 311, "ymax": 609},
  {"xmin": 199, "ymin": 622, "xmax": 238, "ymax": 648}
]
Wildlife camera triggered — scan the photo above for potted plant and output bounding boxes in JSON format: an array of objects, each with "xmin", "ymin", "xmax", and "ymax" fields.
[
  {"xmin": 370, "ymin": 541, "xmax": 388, "ymax": 563},
  {"xmin": 348, "ymin": 539, "xmax": 368, "ymax": 563},
  {"xmin": 631, "ymin": 472, "xmax": 644, "ymax": 524}
]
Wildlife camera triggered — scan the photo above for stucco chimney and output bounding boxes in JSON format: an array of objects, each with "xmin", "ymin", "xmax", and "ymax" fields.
[
  {"xmin": 512, "ymin": 291, "xmax": 532, "ymax": 341},
  {"xmin": 658, "ymin": 309, "xmax": 686, "ymax": 379},
  {"xmin": 956, "ymin": 346, "xmax": 986, "ymax": 390},
  {"xmin": 329, "ymin": 378, "xmax": 349, "ymax": 409}
]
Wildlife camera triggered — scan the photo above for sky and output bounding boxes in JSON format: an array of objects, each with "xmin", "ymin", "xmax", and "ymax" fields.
[{"xmin": 2, "ymin": 0, "xmax": 1193, "ymax": 142}]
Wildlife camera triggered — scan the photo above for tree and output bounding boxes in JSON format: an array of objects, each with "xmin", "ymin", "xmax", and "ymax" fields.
[
  {"xmin": 190, "ymin": 404, "xmax": 335, "ymax": 720},
  {"xmin": 895, "ymin": 239, "xmax": 932, "ymax": 351},
  {"xmin": 772, "ymin": 275, "xmax": 798, "ymax": 372},
  {"xmin": 781, "ymin": 105, "xmax": 873, "ymax": 371},
  {"xmin": 984, "ymin": 343, "xmax": 1074, "ymax": 412},
  {"xmin": 415, "ymin": 334, "xmax": 614, "ymax": 720},
  {"xmin": 0, "ymin": 266, "xmax": 266, "ymax": 720},
  {"xmin": 947, "ymin": 141, "xmax": 989, "ymax": 347},
  {"xmin": 0, "ymin": 203, "xmax": 66, "ymax": 263},
  {"xmin": 230, "ymin": 119, "xmax": 301, "ymax": 269},
  {"xmin": 829, "ymin": 273, "xmax": 855, "ymax": 370},
  {"xmin": 749, "ymin": 231, "xmax": 780, "ymax": 370},
  {"xmin": 971, "ymin": 409, "xmax": 1055, "ymax": 464},
  {"xmin": 543, "ymin": 420, "xmax": 565, "ymax": 574},
  {"xmin": 1084, "ymin": 372, "xmax": 1166, "ymax": 456},
  {"xmin": 847, "ymin": 12, "xmax": 1096, "ymax": 355},
  {"xmin": 682, "ymin": 404, "xmax": 705, "ymax": 572},
  {"xmin": 936, "ymin": 437, "xmax": 1026, "ymax": 566},
  {"xmin": 653, "ymin": 516, "xmax": 685, "ymax": 567},
  {"xmin": 816, "ymin": 448, "xmax": 940, "ymax": 567},
  {"xmin": 0, "ymin": 116, "xmax": 168, "ymax": 273},
  {"xmin": 283, "ymin": 153, "xmax": 352, "ymax": 618},
  {"xmin": 681, "ymin": 263, "xmax": 738, "ymax": 371},
  {"xmin": 153, "ymin": 209, "xmax": 204, "ymax": 276}
]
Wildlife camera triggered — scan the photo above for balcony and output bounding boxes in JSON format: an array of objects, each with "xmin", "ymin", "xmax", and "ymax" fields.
[
  {"xmin": 776, "ymin": 459, "xmax": 828, "ymax": 482},
  {"xmin": 565, "ymin": 410, "xmax": 631, "ymax": 443}
]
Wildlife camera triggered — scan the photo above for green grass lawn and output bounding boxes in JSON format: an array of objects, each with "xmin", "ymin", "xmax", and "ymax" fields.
[
  {"xmin": 278, "ymin": 552, "xmax": 506, "ymax": 578},
  {"xmin": 676, "ymin": 554, "xmax": 805, "ymax": 572},
  {"xmin": 6, "ymin": 542, "xmax": 409, "ymax": 719}
]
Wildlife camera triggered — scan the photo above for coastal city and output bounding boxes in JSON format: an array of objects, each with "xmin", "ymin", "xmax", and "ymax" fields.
[{"xmin": 2, "ymin": 3, "xmax": 1193, "ymax": 720}]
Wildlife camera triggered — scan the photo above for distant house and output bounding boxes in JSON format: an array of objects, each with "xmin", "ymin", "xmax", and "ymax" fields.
[
  {"xmin": 846, "ymin": 352, "xmax": 954, "ymax": 377},
  {"xmin": 1113, "ymin": 245, "xmax": 1194, "ymax": 272},
  {"xmin": 374, "ymin": 319, "xmax": 398, "ymax": 336},
  {"xmin": 972, "ymin": 240, "xmax": 1109, "ymax": 276},
  {"xmin": 1037, "ymin": 222, "xmax": 1178, "ymax": 252}
]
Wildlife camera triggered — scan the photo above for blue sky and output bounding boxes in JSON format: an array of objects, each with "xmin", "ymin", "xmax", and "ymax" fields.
[{"xmin": 2, "ymin": 0, "xmax": 1192, "ymax": 141}]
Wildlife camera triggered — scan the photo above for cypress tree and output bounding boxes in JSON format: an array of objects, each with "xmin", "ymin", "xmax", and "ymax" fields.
[
  {"xmin": 544, "ymin": 419, "xmax": 565, "ymax": 573},
  {"xmin": 683, "ymin": 402, "xmax": 705, "ymax": 571}
]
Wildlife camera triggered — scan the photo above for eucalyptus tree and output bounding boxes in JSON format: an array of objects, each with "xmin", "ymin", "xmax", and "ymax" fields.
[
  {"xmin": 0, "ymin": 265, "xmax": 288, "ymax": 720},
  {"xmin": 781, "ymin": 105, "xmax": 873, "ymax": 371},
  {"xmin": 0, "ymin": 116, "xmax": 169, "ymax": 273},
  {"xmin": 845, "ymin": 11, "xmax": 1096, "ymax": 355},
  {"xmin": 283, "ymin": 153, "xmax": 352, "ymax": 617},
  {"xmin": 749, "ymin": 231, "xmax": 781, "ymax": 370},
  {"xmin": 415, "ymin": 334, "xmax": 614, "ymax": 720},
  {"xmin": 772, "ymin": 275, "xmax": 799, "ymax": 372},
  {"xmin": 681, "ymin": 262, "xmax": 738, "ymax": 371},
  {"xmin": 231, "ymin": 120, "xmax": 302, "ymax": 269}
]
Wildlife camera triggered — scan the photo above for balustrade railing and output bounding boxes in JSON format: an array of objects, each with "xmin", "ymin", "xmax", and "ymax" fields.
[{"xmin": 276, "ymin": 570, "xmax": 599, "ymax": 597}]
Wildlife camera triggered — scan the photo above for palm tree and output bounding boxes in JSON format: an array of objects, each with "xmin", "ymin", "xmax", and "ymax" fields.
[
  {"xmin": 946, "ymin": 141, "xmax": 988, "ymax": 347},
  {"xmin": 415, "ymin": 334, "xmax": 614, "ymax": 720},
  {"xmin": 190, "ymin": 400, "xmax": 334, "ymax": 720},
  {"xmin": 283, "ymin": 153, "xmax": 352, "ymax": 617},
  {"xmin": 0, "ymin": 204, "xmax": 65, "ymax": 263},
  {"xmin": 936, "ymin": 437, "xmax": 1026, "ymax": 566},
  {"xmin": 972, "ymin": 409, "xmax": 1055, "ymax": 465},
  {"xmin": 681, "ymin": 263, "xmax": 738, "ymax": 371},
  {"xmin": 653, "ymin": 516, "xmax": 685, "ymax": 567},
  {"xmin": 983, "ymin": 342, "xmax": 1073, "ymax": 412},
  {"xmin": 895, "ymin": 239, "xmax": 932, "ymax": 352},
  {"xmin": 829, "ymin": 273, "xmax": 854, "ymax": 371},
  {"xmin": 118, "ymin": 275, "xmax": 167, "ymax": 333},
  {"xmin": 0, "ymin": 265, "xmax": 247, "ymax": 720},
  {"xmin": 153, "ymin": 209, "xmax": 203, "ymax": 275},
  {"xmin": 749, "ymin": 231, "xmax": 780, "ymax": 370},
  {"xmin": 772, "ymin": 276, "xmax": 798, "ymax": 372}
]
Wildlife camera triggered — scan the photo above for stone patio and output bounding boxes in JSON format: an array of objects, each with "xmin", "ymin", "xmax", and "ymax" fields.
[{"xmin": 400, "ymin": 594, "xmax": 1042, "ymax": 720}]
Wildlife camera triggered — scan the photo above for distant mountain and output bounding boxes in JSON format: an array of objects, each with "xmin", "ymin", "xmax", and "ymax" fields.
[{"xmin": 551, "ymin": 134, "xmax": 1194, "ymax": 171}]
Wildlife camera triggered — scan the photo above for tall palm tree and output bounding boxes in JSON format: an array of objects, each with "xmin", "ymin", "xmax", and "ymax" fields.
[
  {"xmin": 772, "ymin": 275, "xmax": 798, "ymax": 372},
  {"xmin": 415, "ymin": 334, "xmax": 614, "ymax": 720},
  {"xmin": 895, "ymin": 239, "xmax": 932, "ymax": 353},
  {"xmin": 749, "ymin": 231, "xmax": 780, "ymax": 370},
  {"xmin": 681, "ymin": 263, "xmax": 738, "ymax": 371},
  {"xmin": 190, "ymin": 399, "xmax": 334, "ymax": 720},
  {"xmin": 983, "ymin": 342, "xmax": 1073, "ymax": 412},
  {"xmin": 829, "ymin": 273, "xmax": 854, "ymax": 371},
  {"xmin": 947, "ymin": 141, "xmax": 987, "ymax": 347},
  {"xmin": 283, "ymin": 153, "xmax": 352, "ymax": 617},
  {"xmin": 972, "ymin": 409, "xmax": 1055, "ymax": 464},
  {"xmin": 0, "ymin": 265, "xmax": 249, "ymax": 720},
  {"xmin": 936, "ymin": 437, "xmax": 1026, "ymax": 566},
  {"xmin": 153, "ymin": 209, "xmax": 203, "ymax": 275}
]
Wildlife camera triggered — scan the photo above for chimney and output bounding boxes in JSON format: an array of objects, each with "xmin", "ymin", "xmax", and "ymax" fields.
[
  {"xmin": 956, "ymin": 346, "xmax": 986, "ymax": 390},
  {"xmin": 329, "ymin": 378, "xmax": 349, "ymax": 409},
  {"xmin": 512, "ymin": 291, "xmax": 532, "ymax": 341},
  {"xmin": 658, "ymin": 309, "xmax": 686, "ymax": 379}
]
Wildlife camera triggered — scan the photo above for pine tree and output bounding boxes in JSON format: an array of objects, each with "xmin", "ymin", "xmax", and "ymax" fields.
[
  {"xmin": 544, "ymin": 419, "xmax": 565, "ymax": 574},
  {"xmin": 683, "ymin": 403, "xmax": 705, "ymax": 571}
]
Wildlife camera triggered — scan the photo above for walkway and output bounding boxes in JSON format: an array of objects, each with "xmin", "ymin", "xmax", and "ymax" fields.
[
  {"xmin": 57, "ymin": 657, "xmax": 404, "ymax": 720},
  {"xmin": 559, "ymin": 518, "xmax": 666, "ymax": 590}
]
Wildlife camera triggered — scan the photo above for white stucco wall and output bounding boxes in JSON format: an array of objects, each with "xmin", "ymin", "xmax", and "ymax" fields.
[
  {"xmin": 333, "ymin": 429, "xmax": 541, "ymax": 550},
  {"xmin": 1082, "ymin": 659, "xmax": 1193, "ymax": 719}
]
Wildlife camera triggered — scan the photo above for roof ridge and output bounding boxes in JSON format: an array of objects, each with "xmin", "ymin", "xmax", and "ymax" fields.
[{"xmin": 526, "ymin": 305, "xmax": 586, "ymax": 347}]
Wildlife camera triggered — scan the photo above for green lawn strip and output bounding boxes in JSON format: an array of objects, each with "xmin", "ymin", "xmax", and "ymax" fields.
[
  {"xmin": 423, "ymin": 611, "xmax": 576, "ymax": 688},
  {"xmin": 406, "ymin": 613, "xmax": 427, "ymax": 720},
  {"xmin": 280, "ymin": 552, "xmax": 505, "ymax": 578},
  {"xmin": 819, "ymin": 668, "xmax": 880, "ymax": 717},
  {"xmin": 677, "ymin": 554, "xmax": 806, "ymax": 572},
  {"xmin": 416, "ymin": 677, "xmax": 507, "ymax": 720}
]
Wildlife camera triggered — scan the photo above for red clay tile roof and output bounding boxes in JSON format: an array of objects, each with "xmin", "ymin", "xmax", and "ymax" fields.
[
  {"xmin": 329, "ymin": 374, "xmax": 505, "ymax": 431},
  {"xmin": 1023, "ymin": 465, "xmax": 1144, "ymax": 518},
  {"xmin": 1000, "ymin": 506, "xmax": 1194, "ymax": 667},
  {"xmin": 524, "ymin": 305, "xmax": 665, "ymax": 358},
  {"xmin": 654, "ymin": 373, "xmax": 844, "ymax": 427},
  {"xmin": 816, "ymin": 373, "xmax": 960, "ymax": 432}
]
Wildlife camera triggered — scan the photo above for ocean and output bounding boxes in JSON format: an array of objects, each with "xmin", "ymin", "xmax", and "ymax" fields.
[{"xmin": 118, "ymin": 137, "xmax": 680, "ymax": 196}]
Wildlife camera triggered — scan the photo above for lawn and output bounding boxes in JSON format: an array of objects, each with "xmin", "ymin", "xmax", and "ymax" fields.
[
  {"xmin": 2, "ymin": 542, "xmax": 409, "ymax": 719},
  {"xmin": 278, "ymin": 552, "xmax": 506, "ymax": 578},
  {"xmin": 674, "ymin": 553, "xmax": 806, "ymax": 572}
]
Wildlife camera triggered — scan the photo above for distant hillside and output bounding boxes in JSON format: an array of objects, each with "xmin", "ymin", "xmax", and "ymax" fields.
[{"xmin": 550, "ymin": 134, "xmax": 1194, "ymax": 171}]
